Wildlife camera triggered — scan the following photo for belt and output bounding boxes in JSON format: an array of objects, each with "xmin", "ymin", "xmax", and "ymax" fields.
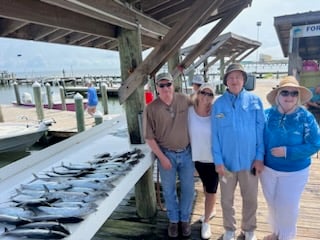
[{"xmin": 163, "ymin": 144, "xmax": 190, "ymax": 153}]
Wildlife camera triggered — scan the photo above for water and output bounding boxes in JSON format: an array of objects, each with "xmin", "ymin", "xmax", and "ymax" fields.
[
  {"xmin": 0, "ymin": 84, "xmax": 125, "ymax": 113},
  {"xmin": 0, "ymin": 84, "xmax": 125, "ymax": 167}
]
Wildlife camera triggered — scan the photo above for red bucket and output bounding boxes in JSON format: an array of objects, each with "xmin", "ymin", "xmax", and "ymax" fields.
[{"xmin": 144, "ymin": 91, "xmax": 154, "ymax": 104}]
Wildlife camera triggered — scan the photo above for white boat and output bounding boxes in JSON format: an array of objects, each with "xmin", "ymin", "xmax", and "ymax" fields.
[{"xmin": 0, "ymin": 119, "xmax": 54, "ymax": 153}]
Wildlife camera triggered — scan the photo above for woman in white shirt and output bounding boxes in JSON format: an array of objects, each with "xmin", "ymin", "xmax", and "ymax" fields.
[{"xmin": 188, "ymin": 83, "xmax": 219, "ymax": 239}]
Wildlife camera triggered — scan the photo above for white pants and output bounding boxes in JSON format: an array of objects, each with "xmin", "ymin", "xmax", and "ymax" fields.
[{"xmin": 260, "ymin": 166, "xmax": 309, "ymax": 240}]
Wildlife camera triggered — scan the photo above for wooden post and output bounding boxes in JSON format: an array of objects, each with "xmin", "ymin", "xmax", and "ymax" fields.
[
  {"xmin": 101, "ymin": 83, "xmax": 109, "ymax": 115},
  {"xmin": 288, "ymin": 37, "xmax": 302, "ymax": 81},
  {"xmin": 219, "ymin": 58, "xmax": 226, "ymax": 93},
  {"xmin": 94, "ymin": 111, "xmax": 103, "ymax": 125},
  {"xmin": 74, "ymin": 93, "xmax": 85, "ymax": 132},
  {"xmin": 45, "ymin": 83, "xmax": 53, "ymax": 109},
  {"xmin": 59, "ymin": 86, "xmax": 67, "ymax": 111},
  {"xmin": 13, "ymin": 82, "xmax": 21, "ymax": 105},
  {"xmin": 0, "ymin": 105, "xmax": 4, "ymax": 122},
  {"xmin": 203, "ymin": 59, "xmax": 208, "ymax": 82},
  {"xmin": 168, "ymin": 54, "xmax": 182, "ymax": 93},
  {"xmin": 118, "ymin": 28, "xmax": 145, "ymax": 144},
  {"xmin": 118, "ymin": 26, "xmax": 156, "ymax": 218},
  {"xmin": 33, "ymin": 81, "xmax": 44, "ymax": 121}
]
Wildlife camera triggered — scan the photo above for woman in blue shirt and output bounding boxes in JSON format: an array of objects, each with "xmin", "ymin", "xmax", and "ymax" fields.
[
  {"xmin": 262, "ymin": 76, "xmax": 320, "ymax": 240},
  {"xmin": 85, "ymin": 80, "xmax": 98, "ymax": 116}
]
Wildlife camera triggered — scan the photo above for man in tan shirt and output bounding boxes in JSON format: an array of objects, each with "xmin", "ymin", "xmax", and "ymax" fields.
[{"xmin": 144, "ymin": 72, "xmax": 194, "ymax": 238}]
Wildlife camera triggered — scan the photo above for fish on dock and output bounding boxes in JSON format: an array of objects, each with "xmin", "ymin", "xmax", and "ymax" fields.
[{"xmin": 1, "ymin": 227, "xmax": 68, "ymax": 239}]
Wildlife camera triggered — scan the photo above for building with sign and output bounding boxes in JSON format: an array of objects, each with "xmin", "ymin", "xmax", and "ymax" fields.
[{"xmin": 274, "ymin": 11, "xmax": 320, "ymax": 86}]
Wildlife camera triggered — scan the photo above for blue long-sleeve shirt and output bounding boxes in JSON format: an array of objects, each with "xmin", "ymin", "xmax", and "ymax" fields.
[
  {"xmin": 211, "ymin": 89, "xmax": 265, "ymax": 172},
  {"xmin": 87, "ymin": 87, "xmax": 98, "ymax": 107},
  {"xmin": 264, "ymin": 106, "xmax": 320, "ymax": 172}
]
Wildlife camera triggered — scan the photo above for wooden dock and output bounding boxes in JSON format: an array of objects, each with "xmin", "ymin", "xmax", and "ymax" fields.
[
  {"xmin": 0, "ymin": 104, "xmax": 121, "ymax": 138},
  {"xmin": 64, "ymin": 86, "xmax": 120, "ymax": 97},
  {"xmin": 91, "ymin": 78, "xmax": 320, "ymax": 240},
  {"xmin": 92, "ymin": 156, "xmax": 320, "ymax": 240},
  {"xmin": 1, "ymin": 78, "xmax": 319, "ymax": 239}
]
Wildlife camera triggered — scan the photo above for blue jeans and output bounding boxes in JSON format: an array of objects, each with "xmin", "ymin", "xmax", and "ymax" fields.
[{"xmin": 159, "ymin": 145, "xmax": 195, "ymax": 223}]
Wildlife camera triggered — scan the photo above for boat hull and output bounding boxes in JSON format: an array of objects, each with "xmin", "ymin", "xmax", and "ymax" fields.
[
  {"xmin": 0, "ymin": 130, "xmax": 46, "ymax": 153},
  {"xmin": 0, "ymin": 121, "xmax": 53, "ymax": 153},
  {"xmin": 12, "ymin": 102, "xmax": 87, "ymax": 111}
]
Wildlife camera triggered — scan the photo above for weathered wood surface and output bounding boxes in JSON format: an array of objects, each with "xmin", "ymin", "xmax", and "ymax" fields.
[
  {"xmin": 92, "ymin": 79, "xmax": 320, "ymax": 240},
  {"xmin": 0, "ymin": 104, "xmax": 121, "ymax": 137},
  {"xmin": 92, "ymin": 156, "xmax": 320, "ymax": 240}
]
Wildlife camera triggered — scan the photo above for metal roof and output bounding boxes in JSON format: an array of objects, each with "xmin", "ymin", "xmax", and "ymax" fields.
[{"xmin": 274, "ymin": 10, "xmax": 320, "ymax": 60}]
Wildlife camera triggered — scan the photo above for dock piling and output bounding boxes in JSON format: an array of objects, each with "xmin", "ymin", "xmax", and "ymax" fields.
[
  {"xmin": 101, "ymin": 83, "xmax": 109, "ymax": 115},
  {"xmin": 94, "ymin": 111, "xmax": 103, "ymax": 125},
  {"xmin": 59, "ymin": 86, "xmax": 67, "ymax": 111},
  {"xmin": 13, "ymin": 82, "xmax": 21, "ymax": 105},
  {"xmin": 74, "ymin": 93, "xmax": 85, "ymax": 132},
  {"xmin": 33, "ymin": 81, "xmax": 44, "ymax": 120},
  {"xmin": 45, "ymin": 83, "xmax": 53, "ymax": 109}
]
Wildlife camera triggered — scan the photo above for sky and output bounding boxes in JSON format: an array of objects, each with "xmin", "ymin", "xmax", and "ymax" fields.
[{"xmin": 0, "ymin": 0, "xmax": 319, "ymax": 77}]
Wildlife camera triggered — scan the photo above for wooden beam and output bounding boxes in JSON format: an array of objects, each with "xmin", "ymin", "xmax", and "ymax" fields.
[
  {"xmin": 0, "ymin": 18, "xmax": 27, "ymax": 36},
  {"xmin": 0, "ymin": 0, "xmax": 116, "ymax": 38},
  {"xmin": 184, "ymin": 39, "xmax": 226, "ymax": 75},
  {"xmin": 118, "ymin": 0, "xmax": 223, "ymax": 104},
  {"xmin": 45, "ymin": 29, "xmax": 71, "ymax": 42},
  {"xmin": 42, "ymin": 0, "xmax": 170, "ymax": 39},
  {"xmin": 173, "ymin": 7, "xmax": 245, "ymax": 80}
]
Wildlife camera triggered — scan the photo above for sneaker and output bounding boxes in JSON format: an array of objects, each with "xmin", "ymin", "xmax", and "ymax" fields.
[
  {"xmin": 244, "ymin": 231, "xmax": 257, "ymax": 240},
  {"xmin": 201, "ymin": 222, "xmax": 212, "ymax": 239},
  {"xmin": 263, "ymin": 233, "xmax": 278, "ymax": 240},
  {"xmin": 168, "ymin": 222, "xmax": 178, "ymax": 238},
  {"xmin": 223, "ymin": 231, "xmax": 235, "ymax": 240},
  {"xmin": 181, "ymin": 221, "xmax": 191, "ymax": 237},
  {"xmin": 199, "ymin": 210, "xmax": 217, "ymax": 223}
]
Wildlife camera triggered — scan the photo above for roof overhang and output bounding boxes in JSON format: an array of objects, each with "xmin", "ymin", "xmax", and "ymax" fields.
[{"xmin": 274, "ymin": 10, "xmax": 320, "ymax": 60}]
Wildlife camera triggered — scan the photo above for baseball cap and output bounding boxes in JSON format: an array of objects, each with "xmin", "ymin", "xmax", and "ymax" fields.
[{"xmin": 156, "ymin": 72, "xmax": 173, "ymax": 83}]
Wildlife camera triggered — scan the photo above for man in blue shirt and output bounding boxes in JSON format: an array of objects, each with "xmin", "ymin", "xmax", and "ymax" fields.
[{"xmin": 211, "ymin": 63, "xmax": 265, "ymax": 240}]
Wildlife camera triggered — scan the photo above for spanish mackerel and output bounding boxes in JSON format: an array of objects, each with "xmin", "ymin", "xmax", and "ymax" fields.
[{"xmin": 2, "ymin": 227, "xmax": 68, "ymax": 239}]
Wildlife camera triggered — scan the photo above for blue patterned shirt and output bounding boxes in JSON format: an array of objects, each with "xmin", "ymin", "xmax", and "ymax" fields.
[{"xmin": 264, "ymin": 106, "xmax": 320, "ymax": 171}]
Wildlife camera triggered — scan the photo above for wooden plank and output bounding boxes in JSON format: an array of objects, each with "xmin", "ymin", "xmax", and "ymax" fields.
[
  {"xmin": 92, "ymin": 153, "xmax": 320, "ymax": 240},
  {"xmin": 0, "ymin": 0, "xmax": 115, "ymax": 37},
  {"xmin": 42, "ymin": 0, "xmax": 170, "ymax": 38},
  {"xmin": 174, "ymin": 7, "xmax": 244, "ymax": 79},
  {"xmin": 0, "ymin": 104, "xmax": 121, "ymax": 135},
  {"xmin": 118, "ymin": 0, "xmax": 224, "ymax": 104},
  {"xmin": 0, "ymin": 119, "xmax": 154, "ymax": 240},
  {"xmin": 92, "ymin": 79, "xmax": 320, "ymax": 240}
]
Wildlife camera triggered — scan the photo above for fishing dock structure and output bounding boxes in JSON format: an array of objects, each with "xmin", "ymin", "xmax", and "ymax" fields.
[
  {"xmin": 0, "ymin": 79, "xmax": 319, "ymax": 239},
  {"xmin": 0, "ymin": 117, "xmax": 154, "ymax": 240},
  {"xmin": 0, "ymin": 104, "xmax": 122, "ymax": 138}
]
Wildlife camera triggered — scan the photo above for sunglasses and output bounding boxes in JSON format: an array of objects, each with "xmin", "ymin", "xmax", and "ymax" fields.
[
  {"xmin": 199, "ymin": 90, "xmax": 214, "ymax": 97},
  {"xmin": 157, "ymin": 82, "xmax": 172, "ymax": 88},
  {"xmin": 279, "ymin": 90, "xmax": 299, "ymax": 97}
]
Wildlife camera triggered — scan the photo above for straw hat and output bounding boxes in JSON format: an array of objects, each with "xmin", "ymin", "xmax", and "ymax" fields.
[{"xmin": 266, "ymin": 76, "xmax": 312, "ymax": 105}]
